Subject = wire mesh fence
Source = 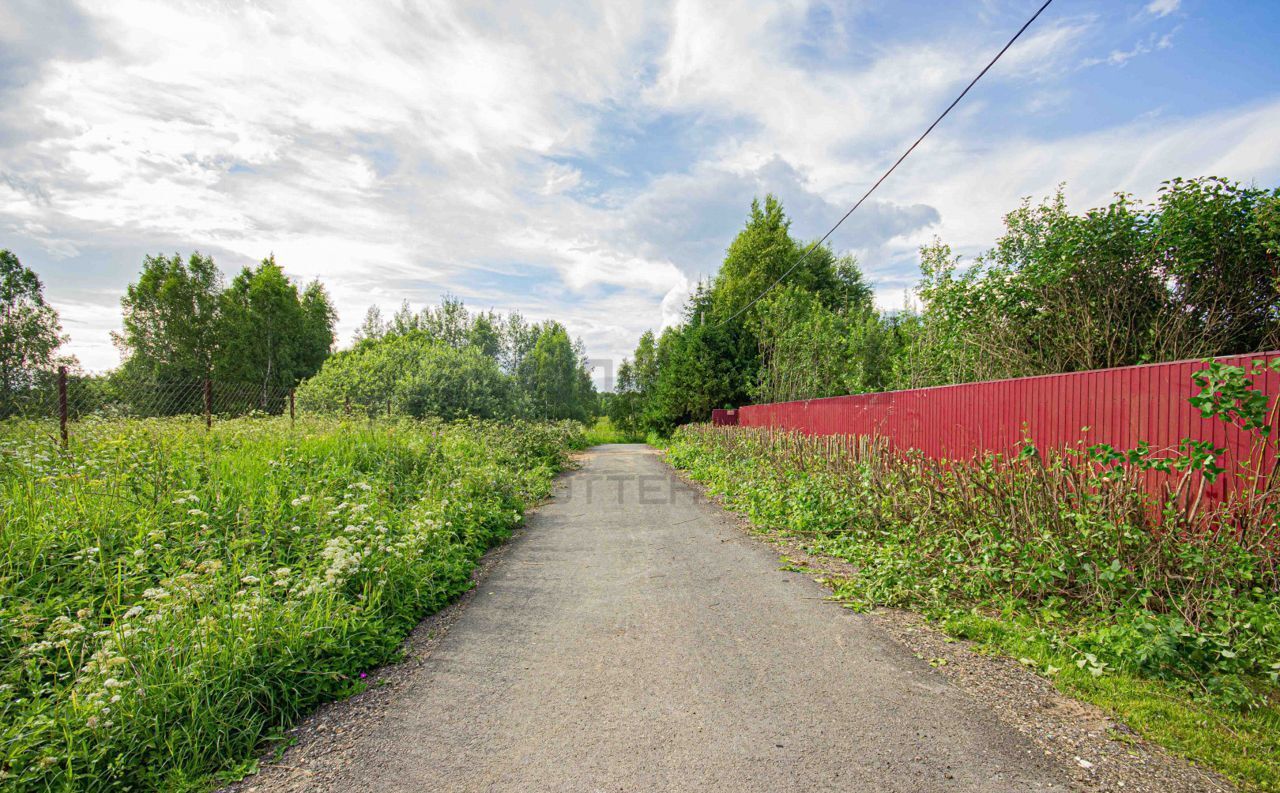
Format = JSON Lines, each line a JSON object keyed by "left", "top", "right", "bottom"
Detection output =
{"left": 1, "top": 368, "right": 300, "bottom": 443}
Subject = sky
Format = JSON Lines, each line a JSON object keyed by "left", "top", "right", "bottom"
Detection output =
{"left": 2, "top": 0, "right": 1279, "bottom": 388}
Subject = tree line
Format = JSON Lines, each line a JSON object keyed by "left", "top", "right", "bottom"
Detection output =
{"left": 609, "top": 176, "right": 1280, "bottom": 436}
{"left": 0, "top": 250, "right": 598, "bottom": 422}
{"left": 297, "top": 298, "right": 597, "bottom": 422}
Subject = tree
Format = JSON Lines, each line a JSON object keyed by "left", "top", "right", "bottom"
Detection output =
{"left": 1149, "top": 177, "right": 1280, "bottom": 357}
{"left": 354, "top": 305, "right": 387, "bottom": 344}
{"left": 296, "top": 297, "right": 596, "bottom": 422}
{"left": 389, "top": 300, "right": 420, "bottom": 337}
{"left": 519, "top": 322, "right": 589, "bottom": 421}
{"left": 710, "top": 194, "right": 840, "bottom": 322}
{"left": 0, "top": 250, "right": 65, "bottom": 416}
{"left": 396, "top": 345, "right": 511, "bottom": 420}
{"left": 608, "top": 359, "right": 642, "bottom": 435}
{"left": 468, "top": 312, "right": 502, "bottom": 359}
{"left": 420, "top": 295, "right": 470, "bottom": 349}
{"left": 632, "top": 330, "right": 659, "bottom": 395}
{"left": 114, "top": 252, "right": 222, "bottom": 385}
{"left": 216, "top": 256, "right": 333, "bottom": 404}
{"left": 499, "top": 311, "right": 539, "bottom": 375}
{"left": 895, "top": 179, "right": 1280, "bottom": 387}
{"left": 299, "top": 280, "right": 337, "bottom": 375}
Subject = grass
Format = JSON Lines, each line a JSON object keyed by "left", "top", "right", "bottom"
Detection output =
{"left": 943, "top": 611, "right": 1280, "bottom": 789}
{"left": 664, "top": 424, "right": 1280, "bottom": 791}
{"left": 0, "top": 415, "right": 582, "bottom": 791}
{"left": 582, "top": 416, "right": 646, "bottom": 445}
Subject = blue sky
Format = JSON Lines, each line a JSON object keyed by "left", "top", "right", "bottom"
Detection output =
{"left": 2, "top": 0, "right": 1278, "bottom": 382}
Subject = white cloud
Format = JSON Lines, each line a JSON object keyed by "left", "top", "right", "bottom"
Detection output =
{"left": 1080, "top": 30, "right": 1175, "bottom": 68}
{"left": 872, "top": 98, "right": 1280, "bottom": 295}
{"left": 1, "top": 0, "right": 1276, "bottom": 379}
{"left": 1145, "top": 0, "right": 1180, "bottom": 19}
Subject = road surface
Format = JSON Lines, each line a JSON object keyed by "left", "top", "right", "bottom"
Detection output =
{"left": 276, "top": 443, "right": 1069, "bottom": 792}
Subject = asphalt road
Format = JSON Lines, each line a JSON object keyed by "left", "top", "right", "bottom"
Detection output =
{"left": 314, "top": 444, "right": 1069, "bottom": 792}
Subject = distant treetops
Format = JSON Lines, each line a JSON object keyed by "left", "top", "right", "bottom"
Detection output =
{"left": 0, "top": 249, "right": 68, "bottom": 417}
{"left": 297, "top": 298, "right": 597, "bottom": 422}
{"left": 611, "top": 176, "right": 1280, "bottom": 437}
{"left": 113, "top": 253, "right": 336, "bottom": 407}
{"left": 0, "top": 248, "right": 598, "bottom": 423}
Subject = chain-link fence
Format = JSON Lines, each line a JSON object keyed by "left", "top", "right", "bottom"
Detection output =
{"left": 1, "top": 368, "right": 301, "bottom": 443}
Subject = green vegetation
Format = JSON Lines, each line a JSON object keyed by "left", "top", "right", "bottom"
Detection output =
{"left": 114, "top": 253, "right": 337, "bottom": 412}
{"left": 3, "top": 246, "right": 600, "bottom": 426}
{"left": 0, "top": 250, "right": 68, "bottom": 418}
{"left": 298, "top": 297, "right": 597, "bottom": 422}
{"left": 615, "top": 177, "right": 1279, "bottom": 434}
{"left": 662, "top": 360, "right": 1280, "bottom": 789}
{"left": 0, "top": 415, "right": 583, "bottom": 790}
{"left": 582, "top": 416, "right": 645, "bottom": 445}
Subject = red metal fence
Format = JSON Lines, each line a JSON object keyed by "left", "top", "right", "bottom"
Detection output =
{"left": 733, "top": 352, "right": 1280, "bottom": 504}
{"left": 711, "top": 408, "right": 738, "bottom": 426}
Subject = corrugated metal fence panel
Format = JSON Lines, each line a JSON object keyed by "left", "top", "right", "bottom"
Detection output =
{"left": 736, "top": 352, "right": 1280, "bottom": 503}
{"left": 711, "top": 408, "right": 739, "bottom": 426}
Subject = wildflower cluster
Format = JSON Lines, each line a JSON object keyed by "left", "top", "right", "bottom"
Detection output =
{"left": 0, "top": 414, "right": 580, "bottom": 790}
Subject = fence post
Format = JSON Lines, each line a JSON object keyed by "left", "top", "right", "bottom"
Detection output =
{"left": 289, "top": 389, "right": 296, "bottom": 424}
{"left": 344, "top": 395, "right": 351, "bottom": 416}
{"left": 204, "top": 379, "right": 212, "bottom": 430}
{"left": 57, "top": 365, "right": 68, "bottom": 448}
{"left": 387, "top": 396, "right": 392, "bottom": 417}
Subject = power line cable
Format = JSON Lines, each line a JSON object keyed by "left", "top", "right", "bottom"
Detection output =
{"left": 718, "top": 0, "right": 1055, "bottom": 325}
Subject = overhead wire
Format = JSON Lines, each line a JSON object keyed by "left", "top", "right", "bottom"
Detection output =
{"left": 717, "top": 0, "right": 1056, "bottom": 325}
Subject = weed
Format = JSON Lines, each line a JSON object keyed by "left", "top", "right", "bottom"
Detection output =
{"left": 0, "top": 415, "right": 582, "bottom": 791}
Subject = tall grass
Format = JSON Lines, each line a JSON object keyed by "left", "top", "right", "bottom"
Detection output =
{"left": 0, "top": 416, "right": 582, "bottom": 791}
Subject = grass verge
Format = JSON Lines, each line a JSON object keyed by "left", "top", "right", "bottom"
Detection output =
{"left": 0, "top": 416, "right": 582, "bottom": 791}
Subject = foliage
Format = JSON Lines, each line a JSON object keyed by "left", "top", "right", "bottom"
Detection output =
{"left": 661, "top": 365, "right": 1280, "bottom": 785}
{"left": 114, "top": 253, "right": 222, "bottom": 398}
{"left": 621, "top": 177, "right": 1279, "bottom": 434}
{"left": 0, "top": 250, "right": 67, "bottom": 417}
{"left": 582, "top": 416, "right": 645, "bottom": 445}
{"left": 215, "top": 256, "right": 335, "bottom": 404}
{"left": 753, "top": 285, "right": 906, "bottom": 402}
{"left": 297, "top": 299, "right": 596, "bottom": 423}
{"left": 0, "top": 415, "right": 583, "bottom": 791}
{"left": 896, "top": 178, "right": 1280, "bottom": 387}
{"left": 112, "top": 253, "right": 336, "bottom": 414}
{"left": 517, "top": 321, "right": 594, "bottom": 422}
{"left": 710, "top": 195, "right": 843, "bottom": 321}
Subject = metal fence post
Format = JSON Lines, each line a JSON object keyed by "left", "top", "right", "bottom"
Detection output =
{"left": 204, "top": 379, "right": 213, "bottom": 430}
{"left": 289, "top": 388, "right": 296, "bottom": 424}
{"left": 344, "top": 395, "right": 351, "bottom": 416}
{"left": 57, "top": 366, "right": 68, "bottom": 447}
